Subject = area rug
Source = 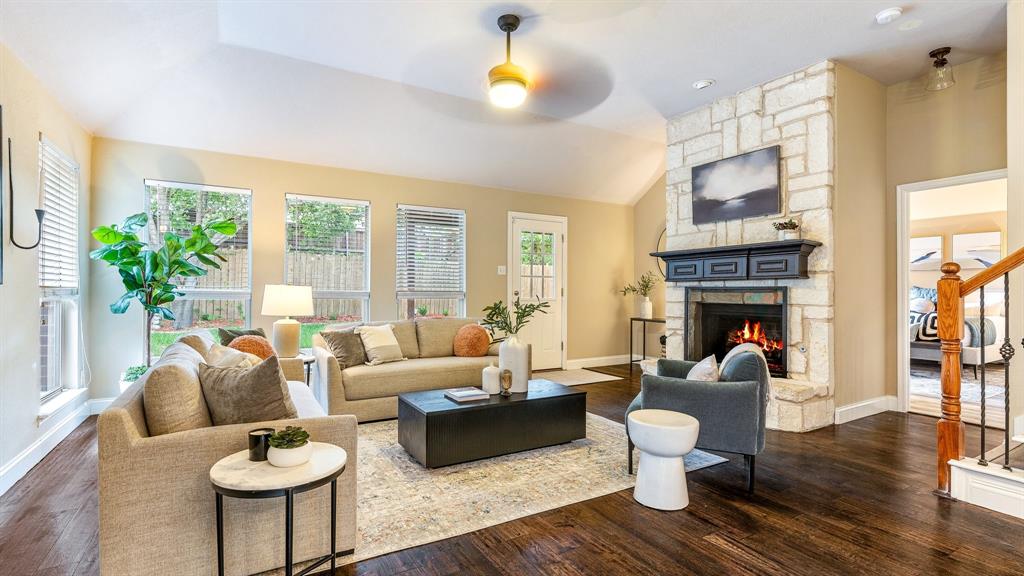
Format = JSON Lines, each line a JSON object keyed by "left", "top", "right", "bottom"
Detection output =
{"left": 536, "top": 368, "right": 622, "bottom": 386}
{"left": 342, "top": 413, "right": 726, "bottom": 565}
{"left": 910, "top": 371, "right": 1005, "bottom": 406}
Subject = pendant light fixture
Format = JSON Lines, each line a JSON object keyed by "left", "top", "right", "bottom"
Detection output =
{"left": 925, "top": 47, "right": 955, "bottom": 92}
{"left": 488, "top": 14, "right": 530, "bottom": 109}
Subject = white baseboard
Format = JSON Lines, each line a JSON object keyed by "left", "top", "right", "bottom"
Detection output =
{"left": 0, "top": 402, "right": 89, "bottom": 497}
{"left": 88, "top": 398, "right": 114, "bottom": 415}
{"left": 835, "top": 395, "right": 897, "bottom": 425}
{"left": 565, "top": 354, "right": 631, "bottom": 370}
{"left": 950, "top": 458, "right": 1024, "bottom": 519}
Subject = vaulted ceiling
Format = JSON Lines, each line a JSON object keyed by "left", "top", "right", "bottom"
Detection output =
{"left": 0, "top": 1, "right": 1007, "bottom": 204}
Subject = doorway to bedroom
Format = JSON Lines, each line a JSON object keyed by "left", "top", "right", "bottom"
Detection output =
{"left": 897, "top": 170, "right": 1008, "bottom": 428}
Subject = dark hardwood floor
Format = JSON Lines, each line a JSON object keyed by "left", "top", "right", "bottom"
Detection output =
{"left": 2, "top": 363, "right": 1022, "bottom": 575}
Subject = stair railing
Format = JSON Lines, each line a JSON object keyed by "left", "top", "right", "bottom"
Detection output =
{"left": 935, "top": 247, "right": 1024, "bottom": 497}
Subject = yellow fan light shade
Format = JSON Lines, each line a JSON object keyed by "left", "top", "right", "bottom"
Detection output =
{"left": 488, "top": 61, "right": 529, "bottom": 108}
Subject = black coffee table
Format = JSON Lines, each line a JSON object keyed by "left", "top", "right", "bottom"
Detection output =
{"left": 398, "top": 379, "right": 587, "bottom": 468}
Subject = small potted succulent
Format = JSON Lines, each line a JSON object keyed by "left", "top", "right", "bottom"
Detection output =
{"left": 773, "top": 218, "right": 800, "bottom": 240}
{"left": 620, "top": 271, "right": 660, "bottom": 319}
{"left": 267, "top": 426, "right": 312, "bottom": 468}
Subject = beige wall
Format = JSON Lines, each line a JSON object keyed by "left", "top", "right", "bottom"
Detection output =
{"left": 833, "top": 64, "right": 888, "bottom": 407}
{"left": 1007, "top": 0, "right": 1023, "bottom": 436}
{"left": 884, "top": 53, "right": 1008, "bottom": 398}
{"left": 0, "top": 44, "right": 92, "bottom": 478}
{"left": 88, "top": 138, "right": 634, "bottom": 398}
{"left": 631, "top": 174, "right": 666, "bottom": 355}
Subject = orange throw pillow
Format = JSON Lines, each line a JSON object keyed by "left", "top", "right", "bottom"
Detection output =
{"left": 227, "top": 335, "right": 276, "bottom": 360}
{"left": 453, "top": 324, "right": 490, "bottom": 357}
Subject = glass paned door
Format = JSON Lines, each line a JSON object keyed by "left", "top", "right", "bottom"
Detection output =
{"left": 510, "top": 215, "right": 565, "bottom": 370}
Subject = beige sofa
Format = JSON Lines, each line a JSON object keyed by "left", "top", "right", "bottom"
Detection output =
{"left": 313, "top": 318, "right": 498, "bottom": 422}
{"left": 99, "top": 336, "right": 358, "bottom": 576}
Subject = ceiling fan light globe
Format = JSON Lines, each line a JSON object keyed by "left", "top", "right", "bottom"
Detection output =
{"left": 489, "top": 79, "right": 528, "bottom": 108}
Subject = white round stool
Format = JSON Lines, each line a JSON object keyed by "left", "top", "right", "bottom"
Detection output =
{"left": 628, "top": 409, "right": 699, "bottom": 511}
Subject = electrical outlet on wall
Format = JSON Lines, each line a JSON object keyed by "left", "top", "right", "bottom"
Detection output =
{"left": 497, "top": 265, "right": 507, "bottom": 276}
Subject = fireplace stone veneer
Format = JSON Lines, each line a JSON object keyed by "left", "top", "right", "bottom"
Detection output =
{"left": 663, "top": 60, "right": 836, "bottom": 432}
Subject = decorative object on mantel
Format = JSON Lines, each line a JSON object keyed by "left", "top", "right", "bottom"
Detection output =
{"left": 267, "top": 425, "right": 311, "bottom": 467}
{"left": 692, "top": 145, "right": 781, "bottom": 225}
{"left": 652, "top": 239, "right": 821, "bottom": 282}
{"left": 772, "top": 218, "right": 800, "bottom": 241}
{"left": 90, "top": 212, "right": 237, "bottom": 365}
{"left": 621, "top": 271, "right": 660, "bottom": 319}
{"left": 481, "top": 296, "right": 549, "bottom": 393}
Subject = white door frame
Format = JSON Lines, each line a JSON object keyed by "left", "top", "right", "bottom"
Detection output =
{"left": 508, "top": 211, "right": 568, "bottom": 370}
{"left": 895, "top": 168, "right": 1008, "bottom": 412}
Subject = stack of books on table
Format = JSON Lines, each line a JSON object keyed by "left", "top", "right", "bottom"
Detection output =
{"left": 444, "top": 387, "right": 490, "bottom": 402}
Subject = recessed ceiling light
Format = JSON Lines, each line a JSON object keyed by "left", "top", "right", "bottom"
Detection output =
{"left": 898, "top": 19, "right": 922, "bottom": 31}
{"left": 692, "top": 79, "right": 715, "bottom": 90}
{"left": 875, "top": 7, "right": 903, "bottom": 25}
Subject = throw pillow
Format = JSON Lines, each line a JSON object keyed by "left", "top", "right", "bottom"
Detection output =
{"left": 685, "top": 355, "right": 719, "bottom": 381}
{"left": 389, "top": 320, "right": 421, "bottom": 359}
{"left": 206, "top": 343, "right": 263, "bottom": 368}
{"left": 142, "top": 342, "right": 213, "bottom": 436}
{"left": 918, "top": 312, "right": 940, "bottom": 341}
{"left": 218, "top": 327, "right": 267, "bottom": 346}
{"left": 199, "top": 356, "right": 298, "bottom": 426}
{"left": 321, "top": 329, "right": 368, "bottom": 369}
{"left": 909, "top": 297, "right": 936, "bottom": 314}
{"left": 228, "top": 335, "right": 276, "bottom": 359}
{"left": 178, "top": 333, "right": 214, "bottom": 359}
{"left": 910, "top": 285, "right": 939, "bottom": 303}
{"left": 355, "top": 324, "right": 405, "bottom": 365}
{"left": 453, "top": 324, "right": 490, "bottom": 357}
{"left": 415, "top": 318, "right": 476, "bottom": 358}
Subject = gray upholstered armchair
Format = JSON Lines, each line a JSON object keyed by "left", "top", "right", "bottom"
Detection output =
{"left": 626, "top": 353, "right": 770, "bottom": 492}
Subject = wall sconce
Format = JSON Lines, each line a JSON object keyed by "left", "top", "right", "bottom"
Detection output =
{"left": 8, "top": 138, "right": 46, "bottom": 249}
{"left": 925, "top": 47, "right": 955, "bottom": 92}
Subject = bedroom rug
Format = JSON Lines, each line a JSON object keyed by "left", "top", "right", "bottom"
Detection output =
{"left": 339, "top": 413, "right": 726, "bottom": 565}
{"left": 536, "top": 368, "right": 622, "bottom": 386}
{"left": 910, "top": 371, "right": 1005, "bottom": 406}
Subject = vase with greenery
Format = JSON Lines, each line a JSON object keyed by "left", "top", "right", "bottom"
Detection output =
{"left": 267, "top": 426, "right": 312, "bottom": 467}
{"left": 90, "top": 212, "right": 237, "bottom": 365}
{"left": 481, "top": 296, "right": 549, "bottom": 393}
{"left": 621, "top": 271, "right": 660, "bottom": 319}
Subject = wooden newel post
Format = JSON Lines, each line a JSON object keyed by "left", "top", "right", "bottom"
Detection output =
{"left": 935, "top": 261, "right": 965, "bottom": 497}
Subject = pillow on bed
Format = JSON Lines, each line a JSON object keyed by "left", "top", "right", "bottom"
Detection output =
{"left": 910, "top": 285, "right": 939, "bottom": 303}
{"left": 917, "top": 312, "right": 940, "bottom": 341}
{"left": 910, "top": 297, "right": 936, "bottom": 314}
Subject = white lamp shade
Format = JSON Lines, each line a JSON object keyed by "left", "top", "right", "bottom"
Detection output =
{"left": 261, "top": 285, "right": 314, "bottom": 317}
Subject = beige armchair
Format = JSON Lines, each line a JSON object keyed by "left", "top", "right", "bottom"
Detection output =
{"left": 98, "top": 380, "right": 358, "bottom": 576}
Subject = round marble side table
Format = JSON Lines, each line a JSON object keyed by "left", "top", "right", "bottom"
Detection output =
{"left": 209, "top": 442, "right": 347, "bottom": 576}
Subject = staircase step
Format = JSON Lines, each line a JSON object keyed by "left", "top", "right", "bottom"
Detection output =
{"left": 949, "top": 458, "right": 1024, "bottom": 519}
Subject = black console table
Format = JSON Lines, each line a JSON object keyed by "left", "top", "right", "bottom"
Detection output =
{"left": 629, "top": 317, "right": 666, "bottom": 372}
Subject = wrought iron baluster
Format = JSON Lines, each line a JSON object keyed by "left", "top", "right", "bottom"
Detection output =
{"left": 1001, "top": 273, "right": 1014, "bottom": 470}
{"left": 978, "top": 285, "right": 987, "bottom": 466}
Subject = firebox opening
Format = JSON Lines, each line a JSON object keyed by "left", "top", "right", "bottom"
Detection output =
{"left": 685, "top": 287, "right": 788, "bottom": 379}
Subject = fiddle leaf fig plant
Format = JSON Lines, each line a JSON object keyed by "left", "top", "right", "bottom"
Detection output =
{"left": 481, "top": 296, "right": 550, "bottom": 343}
{"left": 90, "top": 212, "right": 237, "bottom": 364}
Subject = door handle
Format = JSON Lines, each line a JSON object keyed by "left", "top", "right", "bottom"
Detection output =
{"left": 513, "top": 290, "right": 520, "bottom": 297}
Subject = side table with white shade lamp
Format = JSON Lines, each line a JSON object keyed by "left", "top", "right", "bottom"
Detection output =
{"left": 262, "top": 284, "right": 314, "bottom": 358}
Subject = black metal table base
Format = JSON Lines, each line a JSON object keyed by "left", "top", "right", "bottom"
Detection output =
{"left": 215, "top": 470, "right": 343, "bottom": 576}
{"left": 628, "top": 317, "right": 666, "bottom": 372}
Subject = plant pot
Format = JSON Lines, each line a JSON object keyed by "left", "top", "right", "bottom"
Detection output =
{"left": 639, "top": 296, "right": 653, "bottom": 319}
{"left": 498, "top": 335, "right": 531, "bottom": 393}
{"left": 778, "top": 229, "right": 800, "bottom": 241}
{"left": 267, "top": 443, "right": 312, "bottom": 468}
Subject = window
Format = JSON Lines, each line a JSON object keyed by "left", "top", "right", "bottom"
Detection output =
{"left": 285, "top": 195, "right": 370, "bottom": 346}
{"left": 38, "top": 137, "right": 80, "bottom": 401}
{"left": 144, "top": 180, "right": 252, "bottom": 358}
{"left": 395, "top": 204, "right": 466, "bottom": 319}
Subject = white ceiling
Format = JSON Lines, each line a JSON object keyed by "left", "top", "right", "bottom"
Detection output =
{"left": 0, "top": 1, "right": 1007, "bottom": 205}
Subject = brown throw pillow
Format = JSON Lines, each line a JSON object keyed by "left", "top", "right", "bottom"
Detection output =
{"left": 199, "top": 356, "right": 298, "bottom": 426}
{"left": 389, "top": 320, "right": 420, "bottom": 359}
{"left": 454, "top": 324, "right": 490, "bottom": 357}
{"left": 228, "top": 335, "right": 276, "bottom": 360}
{"left": 321, "top": 329, "right": 368, "bottom": 369}
{"left": 218, "top": 327, "right": 267, "bottom": 346}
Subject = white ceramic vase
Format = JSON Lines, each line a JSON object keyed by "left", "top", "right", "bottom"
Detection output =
{"left": 481, "top": 361, "right": 501, "bottom": 395}
{"left": 639, "top": 296, "right": 654, "bottom": 319}
{"left": 498, "top": 335, "right": 531, "bottom": 393}
{"left": 267, "top": 443, "right": 312, "bottom": 468}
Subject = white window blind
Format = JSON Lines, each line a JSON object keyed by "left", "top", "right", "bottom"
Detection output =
{"left": 396, "top": 205, "right": 466, "bottom": 299}
{"left": 38, "top": 137, "right": 80, "bottom": 292}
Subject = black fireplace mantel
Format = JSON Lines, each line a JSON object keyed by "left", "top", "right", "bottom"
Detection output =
{"left": 652, "top": 239, "right": 821, "bottom": 282}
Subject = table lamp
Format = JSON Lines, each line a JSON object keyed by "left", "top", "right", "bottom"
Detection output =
{"left": 261, "top": 285, "right": 313, "bottom": 358}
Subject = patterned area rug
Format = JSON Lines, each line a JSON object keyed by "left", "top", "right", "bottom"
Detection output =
{"left": 343, "top": 413, "right": 726, "bottom": 565}
{"left": 536, "top": 368, "right": 623, "bottom": 386}
{"left": 910, "top": 369, "right": 1005, "bottom": 406}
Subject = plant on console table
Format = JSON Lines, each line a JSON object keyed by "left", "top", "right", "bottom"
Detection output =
{"left": 481, "top": 296, "right": 550, "bottom": 393}
{"left": 90, "top": 212, "right": 237, "bottom": 366}
{"left": 620, "top": 271, "right": 660, "bottom": 319}
{"left": 267, "top": 426, "right": 312, "bottom": 468}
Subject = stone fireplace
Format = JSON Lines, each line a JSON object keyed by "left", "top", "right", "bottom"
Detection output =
{"left": 663, "top": 60, "right": 836, "bottom": 432}
{"left": 686, "top": 287, "right": 787, "bottom": 378}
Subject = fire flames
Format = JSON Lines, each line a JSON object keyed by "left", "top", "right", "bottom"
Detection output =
{"left": 727, "top": 320, "right": 784, "bottom": 353}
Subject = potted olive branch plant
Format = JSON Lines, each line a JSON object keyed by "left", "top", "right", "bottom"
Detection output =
{"left": 267, "top": 426, "right": 312, "bottom": 467}
{"left": 481, "top": 296, "right": 550, "bottom": 393}
{"left": 621, "top": 271, "right": 660, "bottom": 319}
{"left": 90, "top": 212, "right": 237, "bottom": 365}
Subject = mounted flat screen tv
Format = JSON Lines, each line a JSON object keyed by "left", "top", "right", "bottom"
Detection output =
{"left": 691, "top": 146, "right": 781, "bottom": 225}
